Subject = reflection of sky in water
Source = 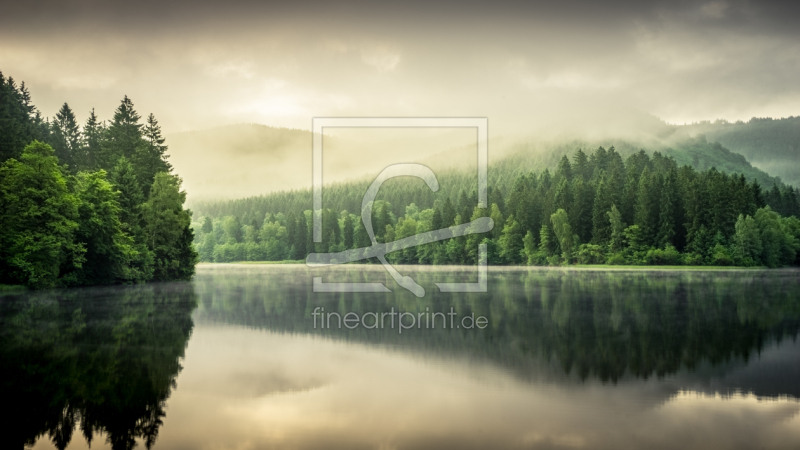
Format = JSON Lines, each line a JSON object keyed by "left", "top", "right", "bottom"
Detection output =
{"left": 35, "top": 325, "right": 800, "bottom": 450}
{"left": 29, "top": 266, "right": 800, "bottom": 449}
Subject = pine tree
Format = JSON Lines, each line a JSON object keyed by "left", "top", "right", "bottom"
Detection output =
{"left": 52, "top": 102, "right": 80, "bottom": 171}
{"left": 572, "top": 149, "right": 590, "bottom": 181}
{"left": 607, "top": 204, "right": 624, "bottom": 253}
{"left": 441, "top": 197, "right": 456, "bottom": 227}
{"left": 634, "top": 167, "right": 657, "bottom": 244}
{"left": 343, "top": 213, "right": 355, "bottom": 248}
{"left": 80, "top": 108, "right": 104, "bottom": 171}
{"left": 550, "top": 208, "right": 575, "bottom": 261}
{"left": 141, "top": 173, "right": 197, "bottom": 281}
{"left": 431, "top": 207, "right": 443, "bottom": 230}
{"left": 135, "top": 113, "right": 172, "bottom": 197}
{"left": 100, "top": 96, "right": 143, "bottom": 171}
{"left": 0, "top": 73, "right": 39, "bottom": 162}
{"left": 592, "top": 175, "right": 613, "bottom": 244}
{"left": 556, "top": 155, "right": 572, "bottom": 181}
{"left": 571, "top": 177, "right": 593, "bottom": 244}
{"left": 496, "top": 215, "right": 522, "bottom": 264}
{"left": 656, "top": 169, "right": 680, "bottom": 248}
{"left": 539, "top": 224, "right": 555, "bottom": 257}
{"left": 110, "top": 157, "right": 144, "bottom": 237}
{"left": 295, "top": 213, "right": 308, "bottom": 259}
{"left": 201, "top": 216, "right": 213, "bottom": 234}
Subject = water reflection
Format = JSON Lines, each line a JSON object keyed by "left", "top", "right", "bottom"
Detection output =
{"left": 0, "top": 282, "right": 196, "bottom": 449}
{"left": 194, "top": 265, "right": 800, "bottom": 395}
{"left": 7, "top": 265, "right": 800, "bottom": 449}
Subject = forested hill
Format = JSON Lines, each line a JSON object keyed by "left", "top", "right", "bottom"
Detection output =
{"left": 192, "top": 133, "right": 784, "bottom": 222}
{"left": 191, "top": 144, "right": 800, "bottom": 268}
{"left": 679, "top": 117, "right": 800, "bottom": 187}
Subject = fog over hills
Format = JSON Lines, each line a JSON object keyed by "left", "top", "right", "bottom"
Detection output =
{"left": 170, "top": 109, "right": 791, "bottom": 202}
{"left": 679, "top": 117, "right": 800, "bottom": 186}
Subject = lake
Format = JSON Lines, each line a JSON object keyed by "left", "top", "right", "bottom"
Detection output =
{"left": 4, "top": 265, "right": 800, "bottom": 449}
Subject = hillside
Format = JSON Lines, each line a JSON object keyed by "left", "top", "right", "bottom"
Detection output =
{"left": 679, "top": 117, "right": 800, "bottom": 186}
{"left": 174, "top": 121, "right": 783, "bottom": 206}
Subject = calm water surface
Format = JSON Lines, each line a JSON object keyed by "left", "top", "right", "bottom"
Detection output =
{"left": 4, "top": 265, "right": 800, "bottom": 449}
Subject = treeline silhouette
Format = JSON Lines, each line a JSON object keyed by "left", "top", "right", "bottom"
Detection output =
{"left": 0, "top": 70, "right": 197, "bottom": 288}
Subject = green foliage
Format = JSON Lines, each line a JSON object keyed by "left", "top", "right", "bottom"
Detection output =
{"left": 51, "top": 102, "right": 80, "bottom": 171}
{"left": 499, "top": 216, "right": 525, "bottom": 264}
{"left": 644, "top": 245, "right": 682, "bottom": 265}
{"left": 135, "top": 113, "right": 172, "bottom": 197}
{"left": 607, "top": 204, "right": 624, "bottom": 252}
{"left": 73, "top": 170, "right": 139, "bottom": 285}
{"left": 0, "top": 73, "right": 42, "bottom": 162}
{"left": 577, "top": 244, "right": 605, "bottom": 264}
{"left": 0, "top": 74, "right": 197, "bottom": 288}
{"left": 142, "top": 173, "right": 197, "bottom": 281}
{"left": 0, "top": 141, "right": 83, "bottom": 288}
{"left": 550, "top": 208, "right": 575, "bottom": 262}
{"left": 179, "top": 117, "right": 799, "bottom": 268}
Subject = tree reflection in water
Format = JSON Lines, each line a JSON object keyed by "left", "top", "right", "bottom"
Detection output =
{"left": 0, "top": 282, "right": 196, "bottom": 450}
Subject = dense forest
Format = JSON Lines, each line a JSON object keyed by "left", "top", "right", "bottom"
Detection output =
{"left": 192, "top": 146, "right": 800, "bottom": 267}
{"left": 0, "top": 71, "right": 197, "bottom": 289}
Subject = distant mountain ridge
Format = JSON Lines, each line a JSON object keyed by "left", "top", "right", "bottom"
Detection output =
{"left": 678, "top": 116, "right": 800, "bottom": 186}
{"left": 171, "top": 116, "right": 791, "bottom": 204}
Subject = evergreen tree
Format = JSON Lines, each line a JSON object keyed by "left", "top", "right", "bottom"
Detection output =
{"left": 634, "top": 167, "right": 658, "bottom": 244}
{"left": 100, "top": 96, "right": 143, "bottom": 171}
{"left": 201, "top": 216, "right": 214, "bottom": 234}
{"left": 539, "top": 224, "right": 555, "bottom": 257}
{"left": 80, "top": 108, "right": 103, "bottom": 170}
{"left": 607, "top": 204, "right": 625, "bottom": 253}
{"left": 295, "top": 212, "right": 308, "bottom": 259}
{"left": 51, "top": 102, "right": 81, "bottom": 171}
{"left": 141, "top": 173, "right": 197, "bottom": 281}
{"left": 556, "top": 155, "right": 573, "bottom": 181}
{"left": 0, "top": 73, "right": 39, "bottom": 162}
{"left": 343, "top": 213, "right": 355, "bottom": 248}
{"left": 572, "top": 149, "right": 590, "bottom": 181}
{"left": 110, "top": 157, "right": 144, "bottom": 237}
{"left": 498, "top": 215, "right": 525, "bottom": 264}
{"left": 135, "top": 113, "right": 172, "bottom": 197}
{"left": 571, "top": 177, "right": 594, "bottom": 244}
{"left": 656, "top": 169, "right": 680, "bottom": 248}
{"left": 431, "top": 207, "right": 443, "bottom": 230}
{"left": 551, "top": 208, "right": 575, "bottom": 261}
{"left": 592, "top": 176, "right": 613, "bottom": 244}
{"left": 441, "top": 197, "right": 456, "bottom": 227}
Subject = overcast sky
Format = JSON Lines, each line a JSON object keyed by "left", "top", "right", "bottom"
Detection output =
{"left": 2, "top": 0, "right": 799, "bottom": 135}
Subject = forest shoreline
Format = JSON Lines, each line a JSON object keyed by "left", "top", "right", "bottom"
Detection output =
{"left": 196, "top": 261, "right": 786, "bottom": 271}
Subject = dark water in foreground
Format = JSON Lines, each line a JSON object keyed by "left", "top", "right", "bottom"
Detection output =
{"left": 3, "top": 265, "right": 800, "bottom": 449}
